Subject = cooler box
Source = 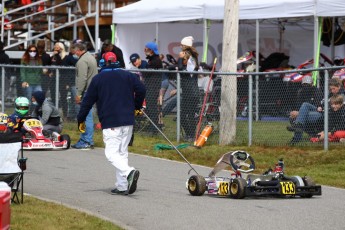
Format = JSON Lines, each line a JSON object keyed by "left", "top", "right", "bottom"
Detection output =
{"left": 0, "top": 182, "right": 11, "bottom": 230}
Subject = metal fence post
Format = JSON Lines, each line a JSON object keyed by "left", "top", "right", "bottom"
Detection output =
{"left": 248, "top": 74, "right": 253, "bottom": 146}
{"left": 1, "top": 66, "right": 4, "bottom": 112}
{"left": 176, "top": 72, "right": 181, "bottom": 142}
{"left": 55, "top": 68, "right": 59, "bottom": 108}
{"left": 323, "top": 70, "right": 329, "bottom": 151}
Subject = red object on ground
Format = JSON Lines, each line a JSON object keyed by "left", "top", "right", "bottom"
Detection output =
{"left": 0, "top": 190, "right": 11, "bottom": 230}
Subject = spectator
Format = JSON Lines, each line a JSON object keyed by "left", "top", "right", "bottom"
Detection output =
{"left": 310, "top": 94, "right": 345, "bottom": 142}
{"left": 20, "top": 44, "right": 42, "bottom": 101}
{"left": 0, "top": 41, "right": 10, "bottom": 64}
{"left": 77, "top": 51, "right": 146, "bottom": 195}
{"left": 176, "top": 36, "right": 200, "bottom": 142}
{"left": 143, "top": 42, "right": 163, "bottom": 134}
{"left": 101, "top": 39, "right": 125, "bottom": 68}
{"left": 70, "top": 42, "right": 98, "bottom": 150}
{"left": 288, "top": 78, "right": 345, "bottom": 144}
{"left": 36, "top": 40, "right": 52, "bottom": 99}
{"left": 49, "top": 42, "right": 67, "bottom": 104}
{"left": 129, "top": 53, "right": 148, "bottom": 70}
{"left": 31, "top": 90, "right": 62, "bottom": 134}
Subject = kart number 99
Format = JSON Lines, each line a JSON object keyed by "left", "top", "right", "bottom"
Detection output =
{"left": 280, "top": 181, "right": 295, "bottom": 195}
{"left": 218, "top": 182, "right": 229, "bottom": 195}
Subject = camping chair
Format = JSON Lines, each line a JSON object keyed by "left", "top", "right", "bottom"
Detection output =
{"left": 0, "top": 132, "right": 27, "bottom": 204}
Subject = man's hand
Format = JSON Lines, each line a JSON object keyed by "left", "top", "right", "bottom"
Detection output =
{"left": 78, "top": 121, "right": 86, "bottom": 133}
{"left": 75, "top": 95, "right": 82, "bottom": 104}
{"left": 289, "top": 111, "right": 299, "bottom": 119}
{"left": 134, "top": 110, "right": 143, "bottom": 116}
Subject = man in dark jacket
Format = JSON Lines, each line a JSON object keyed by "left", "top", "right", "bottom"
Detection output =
{"left": 100, "top": 39, "right": 125, "bottom": 68}
{"left": 77, "top": 52, "right": 146, "bottom": 195}
{"left": 0, "top": 41, "right": 10, "bottom": 64}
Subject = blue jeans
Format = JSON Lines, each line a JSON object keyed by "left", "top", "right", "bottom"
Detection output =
{"left": 78, "top": 108, "right": 94, "bottom": 145}
{"left": 294, "top": 102, "right": 323, "bottom": 141}
{"left": 25, "top": 84, "right": 42, "bottom": 100}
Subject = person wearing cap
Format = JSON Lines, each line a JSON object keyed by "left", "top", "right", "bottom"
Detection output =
{"left": 287, "top": 78, "right": 344, "bottom": 145}
{"left": 70, "top": 42, "right": 98, "bottom": 150}
{"left": 174, "top": 36, "right": 200, "bottom": 142}
{"left": 129, "top": 53, "right": 148, "bottom": 70}
{"left": 31, "top": 90, "right": 62, "bottom": 134}
{"left": 77, "top": 51, "right": 146, "bottom": 195}
{"left": 101, "top": 39, "right": 125, "bottom": 68}
{"left": 143, "top": 42, "right": 163, "bottom": 134}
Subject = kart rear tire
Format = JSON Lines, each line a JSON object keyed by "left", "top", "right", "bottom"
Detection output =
{"left": 187, "top": 175, "right": 206, "bottom": 196}
{"left": 61, "top": 134, "right": 71, "bottom": 149}
{"left": 230, "top": 178, "right": 246, "bottom": 199}
{"left": 301, "top": 176, "right": 316, "bottom": 198}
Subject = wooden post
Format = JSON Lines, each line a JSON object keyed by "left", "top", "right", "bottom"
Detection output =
{"left": 219, "top": 0, "right": 239, "bottom": 145}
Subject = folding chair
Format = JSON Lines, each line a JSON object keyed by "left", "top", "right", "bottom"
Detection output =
{"left": 0, "top": 133, "right": 27, "bottom": 204}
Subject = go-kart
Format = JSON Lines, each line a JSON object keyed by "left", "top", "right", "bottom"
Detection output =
{"left": 186, "top": 150, "right": 322, "bottom": 199}
{"left": 20, "top": 118, "right": 71, "bottom": 150}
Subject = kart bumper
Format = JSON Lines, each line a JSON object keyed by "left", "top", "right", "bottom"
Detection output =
{"left": 245, "top": 185, "right": 322, "bottom": 197}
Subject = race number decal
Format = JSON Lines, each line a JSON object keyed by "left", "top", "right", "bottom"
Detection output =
{"left": 218, "top": 182, "right": 229, "bottom": 195}
{"left": 24, "top": 119, "right": 43, "bottom": 128}
{"left": 280, "top": 181, "right": 295, "bottom": 195}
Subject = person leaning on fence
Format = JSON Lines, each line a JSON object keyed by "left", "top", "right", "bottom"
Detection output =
{"left": 310, "top": 94, "right": 345, "bottom": 143}
{"left": 31, "top": 90, "right": 62, "bottom": 134}
{"left": 20, "top": 44, "right": 42, "bottom": 101}
{"left": 287, "top": 78, "right": 345, "bottom": 145}
{"left": 175, "top": 36, "right": 200, "bottom": 142}
{"left": 77, "top": 51, "right": 146, "bottom": 195}
{"left": 70, "top": 42, "right": 98, "bottom": 150}
{"left": 143, "top": 42, "right": 163, "bottom": 134}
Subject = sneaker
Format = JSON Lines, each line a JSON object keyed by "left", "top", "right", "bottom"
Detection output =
{"left": 71, "top": 142, "right": 94, "bottom": 150}
{"left": 127, "top": 170, "right": 140, "bottom": 194}
{"left": 286, "top": 122, "right": 304, "bottom": 132}
{"left": 111, "top": 188, "right": 128, "bottom": 195}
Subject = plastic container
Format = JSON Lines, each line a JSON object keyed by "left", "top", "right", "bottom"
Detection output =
{"left": 0, "top": 182, "right": 11, "bottom": 230}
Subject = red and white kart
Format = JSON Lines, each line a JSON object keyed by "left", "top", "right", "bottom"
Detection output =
{"left": 21, "top": 118, "right": 71, "bottom": 150}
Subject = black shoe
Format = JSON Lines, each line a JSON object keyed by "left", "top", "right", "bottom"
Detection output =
{"left": 111, "top": 188, "right": 128, "bottom": 195}
{"left": 286, "top": 123, "right": 304, "bottom": 132}
{"left": 127, "top": 170, "right": 140, "bottom": 194}
{"left": 289, "top": 138, "right": 301, "bottom": 145}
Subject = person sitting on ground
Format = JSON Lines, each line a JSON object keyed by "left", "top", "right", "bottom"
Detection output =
{"left": 287, "top": 78, "right": 345, "bottom": 144}
{"left": 31, "top": 91, "right": 63, "bottom": 134}
{"left": 310, "top": 94, "right": 345, "bottom": 142}
{"left": 7, "top": 96, "right": 30, "bottom": 133}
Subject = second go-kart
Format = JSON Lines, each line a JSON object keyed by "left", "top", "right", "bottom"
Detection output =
{"left": 186, "top": 150, "right": 322, "bottom": 199}
{"left": 21, "top": 118, "right": 71, "bottom": 150}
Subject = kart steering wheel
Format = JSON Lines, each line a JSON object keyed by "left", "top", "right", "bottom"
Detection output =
{"left": 229, "top": 150, "right": 255, "bottom": 173}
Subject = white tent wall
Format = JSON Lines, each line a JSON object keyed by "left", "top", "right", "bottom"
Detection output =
{"left": 116, "top": 22, "right": 345, "bottom": 68}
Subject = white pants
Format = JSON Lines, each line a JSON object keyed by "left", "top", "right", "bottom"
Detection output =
{"left": 103, "top": 125, "right": 134, "bottom": 191}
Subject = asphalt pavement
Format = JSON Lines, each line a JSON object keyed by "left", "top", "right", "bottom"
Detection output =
{"left": 23, "top": 148, "right": 345, "bottom": 230}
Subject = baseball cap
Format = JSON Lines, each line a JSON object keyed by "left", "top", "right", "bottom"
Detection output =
{"left": 72, "top": 38, "right": 83, "bottom": 44}
{"left": 302, "top": 75, "right": 313, "bottom": 85}
{"left": 103, "top": 52, "right": 117, "bottom": 63}
{"left": 130, "top": 53, "right": 140, "bottom": 64}
{"left": 145, "top": 42, "right": 159, "bottom": 55}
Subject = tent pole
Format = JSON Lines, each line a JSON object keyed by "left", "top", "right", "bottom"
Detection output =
{"left": 313, "top": 17, "right": 322, "bottom": 87}
{"left": 331, "top": 17, "right": 335, "bottom": 61}
{"left": 255, "top": 20, "right": 259, "bottom": 122}
{"left": 202, "top": 19, "right": 210, "bottom": 63}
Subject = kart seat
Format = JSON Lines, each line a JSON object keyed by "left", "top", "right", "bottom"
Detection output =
{"left": 0, "top": 132, "right": 27, "bottom": 204}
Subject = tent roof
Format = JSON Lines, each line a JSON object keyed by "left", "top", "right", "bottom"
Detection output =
{"left": 112, "top": 0, "right": 316, "bottom": 24}
{"left": 113, "top": 0, "right": 345, "bottom": 24}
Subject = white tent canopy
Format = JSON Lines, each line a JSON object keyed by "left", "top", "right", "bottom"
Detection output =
{"left": 113, "top": 0, "right": 345, "bottom": 24}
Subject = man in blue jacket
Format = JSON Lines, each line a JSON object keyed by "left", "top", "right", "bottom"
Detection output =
{"left": 77, "top": 52, "right": 146, "bottom": 195}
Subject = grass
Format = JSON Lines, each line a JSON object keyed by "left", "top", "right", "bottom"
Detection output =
{"left": 10, "top": 118, "right": 345, "bottom": 228}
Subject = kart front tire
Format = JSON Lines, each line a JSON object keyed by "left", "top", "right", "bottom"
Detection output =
{"left": 230, "top": 178, "right": 246, "bottom": 199}
{"left": 301, "top": 176, "right": 316, "bottom": 198}
{"left": 187, "top": 175, "right": 206, "bottom": 196}
{"left": 61, "top": 134, "right": 71, "bottom": 149}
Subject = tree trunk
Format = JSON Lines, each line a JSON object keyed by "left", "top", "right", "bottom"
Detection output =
{"left": 219, "top": 0, "right": 239, "bottom": 145}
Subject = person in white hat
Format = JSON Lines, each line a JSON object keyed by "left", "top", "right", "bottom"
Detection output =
{"left": 175, "top": 36, "right": 200, "bottom": 142}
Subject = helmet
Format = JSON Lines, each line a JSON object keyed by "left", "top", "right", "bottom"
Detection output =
{"left": 15, "top": 97, "right": 30, "bottom": 116}
{"left": 0, "top": 113, "right": 8, "bottom": 133}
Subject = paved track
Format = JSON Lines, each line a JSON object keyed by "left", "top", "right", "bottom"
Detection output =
{"left": 24, "top": 148, "right": 345, "bottom": 230}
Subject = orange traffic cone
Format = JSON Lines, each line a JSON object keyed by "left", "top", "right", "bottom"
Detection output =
{"left": 194, "top": 124, "right": 213, "bottom": 148}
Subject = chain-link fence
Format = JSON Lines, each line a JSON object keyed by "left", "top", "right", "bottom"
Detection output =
{"left": 1, "top": 64, "right": 345, "bottom": 149}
